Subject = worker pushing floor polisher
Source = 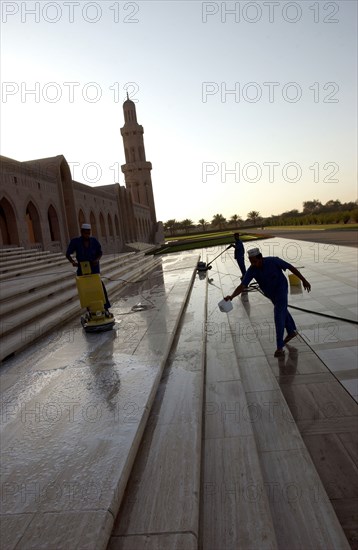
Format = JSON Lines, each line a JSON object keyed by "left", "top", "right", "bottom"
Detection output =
{"left": 75, "top": 261, "right": 115, "bottom": 332}
{"left": 66, "top": 223, "right": 115, "bottom": 333}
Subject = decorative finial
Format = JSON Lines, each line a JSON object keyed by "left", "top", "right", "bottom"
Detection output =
{"left": 127, "top": 91, "right": 129, "bottom": 100}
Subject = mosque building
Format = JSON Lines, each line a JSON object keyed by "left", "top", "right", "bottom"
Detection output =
{"left": 0, "top": 98, "right": 162, "bottom": 253}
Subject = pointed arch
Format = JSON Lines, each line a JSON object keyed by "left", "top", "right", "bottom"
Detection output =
{"left": 114, "top": 215, "right": 120, "bottom": 237}
{"left": 0, "top": 197, "right": 19, "bottom": 246}
{"left": 108, "top": 214, "right": 114, "bottom": 237}
{"left": 48, "top": 204, "right": 61, "bottom": 242}
{"left": 78, "top": 209, "right": 85, "bottom": 228}
{"left": 26, "top": 201, "right": 42, "bottom": 244}
{"left": 99, "top": 212, "right": 106, "bottom": 238}
{"left": 89, "top": 211, "right": 97, "bottom": 237}
{"left": 146, "top": 187, "right": 150, "bottom": 207}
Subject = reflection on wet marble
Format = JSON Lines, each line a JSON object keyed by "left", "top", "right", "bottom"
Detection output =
{"left": 204, "top": 237, "right": 357, "bottom": 548}
{"left": 1, "top": 237, "right": 357, "bottom": 549}
{"left": 0, "top": 253, "right": 200, "bottom": 550}
{"left": 209, "top": 237, "right": 358, "bottom": 402}
{"left": 109, "top": 275, "right": 206, "bottom": 547}
{"left": 200, "top": 267, "right": 278, "bottom": 550}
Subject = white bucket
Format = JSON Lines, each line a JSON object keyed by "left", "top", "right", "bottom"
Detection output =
{"left": 218, "top": 299, "right": 233, "bottom": 313}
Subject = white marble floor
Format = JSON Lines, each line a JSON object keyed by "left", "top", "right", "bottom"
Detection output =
{"left": 1, "top": 238, "right": 356, "bottom": 549}
{"left": 109, "top": 237, "right": 356, "bottom": 550}
{"left": 205, "top": 237, "right": 358, "bottom": 402}
{"left": 0, "top": 253, "right": 200, "bottom": 550}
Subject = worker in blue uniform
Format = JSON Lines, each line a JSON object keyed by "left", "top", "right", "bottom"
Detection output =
{"left": 66, "top": 223, "right": 111, "bottom": 311}
{"left": 224, "top": 247, "right": 311, "bottom": 357}
{"left": 231, "top": 232, "right": 246, "bottom": 277}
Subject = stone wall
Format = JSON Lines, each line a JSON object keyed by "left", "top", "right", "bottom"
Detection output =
{"left": 0, "top": 155, "right": 69, "bottom": 252}
{"left": 0, "top": 154, "right": 157, "bottom": 254}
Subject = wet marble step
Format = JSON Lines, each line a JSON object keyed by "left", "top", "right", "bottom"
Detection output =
{"left": 0, "top": 250, "right": 136, "bottom": 282}
{"left": 109, "top": 271, "right": 207, "bottom": 548}
{"left": 0, "top": 254, "right": 156, "bottom": 317}
{"left": 0, "top": 252, "right": 65, "bottom": 273}
{"left": 0, "top": 257, "right": 163, "bottom": 362}
{"left": 201, "top": 270, "right": 278, "bottom": 550}
{"left": 0, "top": 250, "right": 52, "bottom": 268}
{"left": 0, "top": 246, "right": 25, "bottom": 257}
{"left": 0, "top": 256, "right": 69, "bottom": 282}
{"left": 218, "top": 261, "right": 351, "bottom": 549}
{"left": 0, "top": 254, "right": 199, "bottom": 550}
{"left": 0, "top": 253, "right": 136, "bottom": 301}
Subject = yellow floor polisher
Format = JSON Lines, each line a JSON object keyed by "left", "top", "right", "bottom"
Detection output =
{"left": 76, "top": 261, "right": 115, "bottom": 332}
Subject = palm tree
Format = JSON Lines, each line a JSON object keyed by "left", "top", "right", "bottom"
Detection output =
{"left": 230, "top": 214, "right": 242, "bottom": 227}
{"left": 247, "top": 211, "right": 260, "bottom": 224}
{"left": 211, "top": 213, "right": 227, "bottom": 229}
{"left": 164, "top": 219, "right": 177, "bottom": 236}
{"left": 198, "top": 218, "right": 208, "bottom": 231}
{"left": 181, "top": 219, "right": 194, "bottom": 233}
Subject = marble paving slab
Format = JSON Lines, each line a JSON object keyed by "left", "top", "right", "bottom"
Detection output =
{"left": 0, "top": 253, "right": 199, "bottom": 549}
{"left": 109, "top": 274, "right": 206, "bottom": 545}
{"left": 201, "top": 270, "right": 278, "bottom": 550}
{"left": 205, "top": 244, "right": 352, "bottom": 549}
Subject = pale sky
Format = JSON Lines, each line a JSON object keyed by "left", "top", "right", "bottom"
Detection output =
{"left": 1, "top": 0, "right": 357, "bottom": 223}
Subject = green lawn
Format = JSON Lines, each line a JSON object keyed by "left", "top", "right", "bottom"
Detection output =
{"left": 165, "top": 230, "right": 259, "bottom": 242}
{"left": 156, "top": 223, "right": 357, "bottom": 255}
{"left": 153, "top": 232, "right": 266, "bottom": 255}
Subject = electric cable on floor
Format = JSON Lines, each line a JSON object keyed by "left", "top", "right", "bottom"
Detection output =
{"left": 241, "top": 282, "right": 358, "bottom": 325}
{"left": 287, "top": 304, "right": 358, "bottom": 325}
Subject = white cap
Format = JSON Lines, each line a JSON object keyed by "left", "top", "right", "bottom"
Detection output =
{"left": 81, "top": 223, "right": 91, "bottom": 230}
{"left": 248, "top": 247, "right": 261, "bottom": 257}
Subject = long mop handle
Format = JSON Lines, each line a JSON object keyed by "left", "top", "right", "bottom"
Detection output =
{"left": 206, "top": 245, "right": 232, "bottom": 267}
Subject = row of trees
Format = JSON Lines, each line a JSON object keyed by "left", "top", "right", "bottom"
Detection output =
{"left": 163, "top": 200, "right": 358, "bottom": 235}
{"left": 164, "top": 211, "right": 261, "bottom": 235}
{"left": 266, "top": 199, "right": 358, "bottom": 227}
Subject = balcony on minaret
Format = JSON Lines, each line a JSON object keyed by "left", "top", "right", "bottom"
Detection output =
{"left": 120, "top": 125, "right": 144, "bottom": 137}
{"left": 121, "top": 161, "right": 152, "bottom": 174}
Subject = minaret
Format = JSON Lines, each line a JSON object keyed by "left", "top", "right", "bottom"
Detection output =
{"left": 120, "top": 96, "right": 157, "bottom": 225}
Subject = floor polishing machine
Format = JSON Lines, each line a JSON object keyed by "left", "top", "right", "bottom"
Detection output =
{"left": 197, "top": 245, "right": 232, "bottom": 273}
{"left": 76, "top": 261, "right": 115, "bottom": 332}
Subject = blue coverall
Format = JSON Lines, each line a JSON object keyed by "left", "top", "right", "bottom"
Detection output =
{"left": 66, "top": 236, "right": 111, "bottom": 309}
{"left": 241, "top": 257, "right": 296, "bottom": 350}
{"left": 234, "top": 239, "right": 246, "bottom": 277}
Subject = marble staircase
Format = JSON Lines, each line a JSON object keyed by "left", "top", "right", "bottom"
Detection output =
{"left": 108, "top": 253, "right": 352, "bottom": 550}
{"left": 0, "top": 247, "right": 162, "bottom": 362}
{"left": 0, "top": 252, "right": 201, "bottom": 550}
{"left": 0, "top": 244, "right": 355, "bottom": 550}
